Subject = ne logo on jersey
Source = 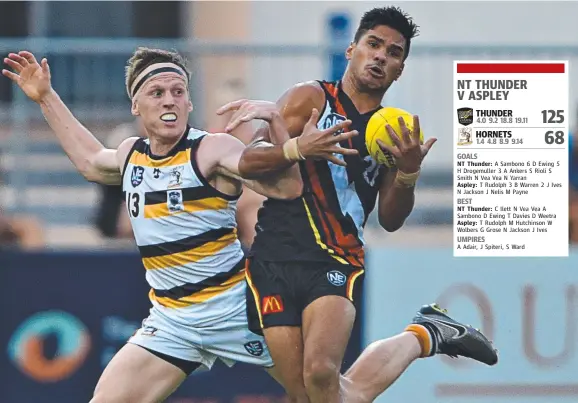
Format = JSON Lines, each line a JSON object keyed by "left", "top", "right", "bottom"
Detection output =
{"left": 321, "top": 113, "right": 347, "bottom": 135}
{"left": 131, "top": 166, "right": 145, "bottom": 187}
{"left": 244, "top": 341, "right": 264, "bottom": 357}
{"left": 141, "top": 325, "right": 158, "bottom": 336}
{"left": 327, "top": 270, "right": 347, "bottom": 287}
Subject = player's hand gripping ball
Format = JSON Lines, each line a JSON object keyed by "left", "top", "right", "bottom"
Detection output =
{"left": 366, "top": 107, "right": 424, "bottom": 168}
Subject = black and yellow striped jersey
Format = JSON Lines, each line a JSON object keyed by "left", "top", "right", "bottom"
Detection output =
{"left": 122, "top": 126, "right": 246, "bottom": 323}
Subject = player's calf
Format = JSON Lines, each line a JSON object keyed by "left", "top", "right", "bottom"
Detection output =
{"left": 340, "top": 332, "right": 422, "bottom": 402}
{"left": 339, "top": 374, "right": 372, "bottom": 403}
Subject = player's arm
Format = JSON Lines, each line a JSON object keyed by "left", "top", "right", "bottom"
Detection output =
{"left": 376, "top": 116, "right": 437, "bottom": 232}
{"left": 200, "top": 133, "right": 302, "bottom": 200}
{"left": 249, "top": 82, "right": 327, "bottom": 143}
{"left": 236, "top": 106, "right": 303, "bottom": 181}
{"left": 376, "top": 169, "right": 417, "bottom": 232}
{"left": 217, "top": 82, "right": 358, "bottom": 170}
{"left": 39, "top": 90, "right": 138, "bottom": 184}
{"left": 2, "top": 51, "right": 133, "bottom": 185}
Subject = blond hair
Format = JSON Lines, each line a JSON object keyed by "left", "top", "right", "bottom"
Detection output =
{"left": 125, "top": 47, "right": 191, "bottom": 98}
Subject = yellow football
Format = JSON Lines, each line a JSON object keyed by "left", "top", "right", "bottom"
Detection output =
{"left": 365, "top": 107, "right": 424, "bottom": 168}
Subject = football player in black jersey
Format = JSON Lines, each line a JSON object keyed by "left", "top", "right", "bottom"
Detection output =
{"left": 219, "top": 6, "right": 498, "bottom": 403}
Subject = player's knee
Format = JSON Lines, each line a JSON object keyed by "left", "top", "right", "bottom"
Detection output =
{"left": 303, "top": 358, "right": 340, "bottom": 391}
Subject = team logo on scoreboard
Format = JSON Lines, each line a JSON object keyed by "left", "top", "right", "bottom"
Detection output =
{"left": 457, "top": 107, "right": 474, "bottom": 126}
{"left": 457, "top": 127, "right": 473, "bottom": 146}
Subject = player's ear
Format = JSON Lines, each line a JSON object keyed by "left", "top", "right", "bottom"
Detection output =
{"left": 395, "top": 63, "right": 405, "bottom": 81}
{"left": 345, "top": 41, "right": 355, "bottom": 61}
{"left": 188, "top": 99, "right": 193, "bottom": 113}
{"left": 131, "top": 99, "right": 140, "bottom": 116}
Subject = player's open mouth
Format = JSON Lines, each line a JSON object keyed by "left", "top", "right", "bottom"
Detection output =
{"left": 367, "top": 65, "right": 385, "bottom": 78}
{"left": 160, "top": 113, "right": 177, "bottom": 122}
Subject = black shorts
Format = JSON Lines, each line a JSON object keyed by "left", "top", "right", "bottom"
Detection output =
{"left": 245, "top": 257, "right": 365, "bottom": 335}
{"left": 139, "top": 345, "right": 201, "bottom": 376}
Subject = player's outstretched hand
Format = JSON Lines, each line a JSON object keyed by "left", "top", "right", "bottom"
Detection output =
{"left": 2, "top": 51, "right": 52, "bottom": 103}
{"left": 217, "top": 100, "right": 359, "bottom": 167}
{"left": 376, "top": 115, "right": 437, "bottom": 173}
{"left": 297, "top": 108, "right": 359, "bottom": 167}
{"left": 216, "top": 99, "right": 281, "bottom": 132}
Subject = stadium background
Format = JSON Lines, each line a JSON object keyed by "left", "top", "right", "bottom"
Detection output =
{"left": 1, "top": 1, "right": 577, "bottom": 402}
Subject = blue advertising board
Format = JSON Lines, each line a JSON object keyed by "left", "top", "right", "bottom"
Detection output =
{"left": 1, "top": 251, "right": 361, "bottom": 403}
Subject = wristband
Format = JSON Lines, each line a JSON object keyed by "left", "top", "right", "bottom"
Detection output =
{"left": 282, "top": 137, "right": 306, "bottom": 162}
{"left": 395, "top": 169, "right": 420, "bottom": 188}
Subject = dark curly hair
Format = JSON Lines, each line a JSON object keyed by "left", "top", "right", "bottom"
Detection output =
{"left": 354, "top": 7, "right": 420, "bottom": 60}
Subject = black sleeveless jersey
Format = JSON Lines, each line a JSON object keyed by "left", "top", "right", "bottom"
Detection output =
{"left": 249, "top": 80, "right": 390, "bottom": 267}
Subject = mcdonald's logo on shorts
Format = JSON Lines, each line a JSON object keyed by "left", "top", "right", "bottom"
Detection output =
{"left": 262, "top": 295, "right": 284, "bottom": 314}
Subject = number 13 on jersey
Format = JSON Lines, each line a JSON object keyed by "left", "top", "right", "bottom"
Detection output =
{"left": 126, "top": 192, "right": 143, "bottom": 218}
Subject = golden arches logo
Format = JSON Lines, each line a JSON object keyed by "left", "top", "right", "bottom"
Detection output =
{"left": 262, "top": 295, "right": 284, "bottom": 314}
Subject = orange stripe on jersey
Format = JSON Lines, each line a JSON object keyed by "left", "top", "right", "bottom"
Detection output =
{"left": 142, "top": 230, "right": 237, "bottom": 270}
{"left": 301, "top": 198, "right": 348, "bottom": 265}
{"left": 244, "top": 261, "right": 264, "bottom": 329}
{"left": 129, "top": 150, "right": 189, "bottom": 168}
{"left": 304, "top": 160, "right": 348, "bottom": 258}
{"left": 144, "top": 197, "right": 229, "bottom": 219}
{"left": 346, "top": 269, "right": 365, "bottom": 301}
{"left": 322, "top": 82, "right": 344, "bottom": 115}
{"left": 322, "top": 82, "right": 339, "bottom": 100}
{"left": 310, "top": 191, "right": 348, "bottom": 258}
{"left": 318, "top": 81, "right": 364, "bottom": 265}
{"left": 304, "top": 160, "right": 364, "bottom": 266}
{"left": 149, "top": 270, "right": 245, "bottom": 308}
{"left": 322, "top": 82, "right": 353, "bottom": 149}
